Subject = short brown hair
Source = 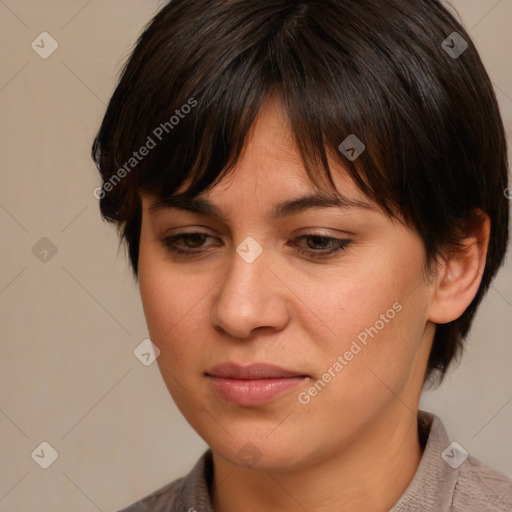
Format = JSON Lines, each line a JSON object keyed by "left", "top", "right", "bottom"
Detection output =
{"left": 91, "top": 0, "right": 509, "bottom": 384}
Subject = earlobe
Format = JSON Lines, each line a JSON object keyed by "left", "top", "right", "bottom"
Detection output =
{"left": 427, "top": 210, "right": 490, "bottom": 325}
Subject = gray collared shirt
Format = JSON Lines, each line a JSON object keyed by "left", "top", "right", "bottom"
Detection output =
{"left": 119, "top": 410, "right": 512, "bottom": 511}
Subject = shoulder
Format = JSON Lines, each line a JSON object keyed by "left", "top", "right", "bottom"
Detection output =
{"left": 452, "top": 455, "right": 512, "bottom": 511}
{"left": 116, "top": 449, "right": 214, "bottom": 512}
{"left": 117, "top": 476, "right": 187, "bottom": 512}
{"left": 391, "top": 411, "right": 512, "bottom": 512}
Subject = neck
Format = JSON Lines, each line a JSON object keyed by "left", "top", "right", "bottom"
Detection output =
{"left": 211, "top": 407, "right": 424, "bottom": 512}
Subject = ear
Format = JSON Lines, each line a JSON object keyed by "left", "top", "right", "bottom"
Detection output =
{"left": 428, "top": 209, "right": 490, "bottom": 324}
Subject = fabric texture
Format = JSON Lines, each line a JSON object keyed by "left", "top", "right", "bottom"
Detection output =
{"left": 118, "top": 410, "right": 512, "bottom": 512}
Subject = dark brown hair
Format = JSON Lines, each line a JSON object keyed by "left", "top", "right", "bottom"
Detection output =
{"left": 91, "top": 0, "right": 509, "bottom": 385}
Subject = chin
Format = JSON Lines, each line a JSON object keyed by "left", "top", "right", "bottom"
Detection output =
{"left": 203, "top": 426, "right": 315, "bottom": 472}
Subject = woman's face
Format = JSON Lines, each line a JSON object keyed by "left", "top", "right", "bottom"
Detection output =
{"left": 138, "top": 96, "right": 438, "bottom": 471}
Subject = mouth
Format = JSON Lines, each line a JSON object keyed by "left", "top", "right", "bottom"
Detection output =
{"left": 205, "top": 362, "right": 310, "bottom": 406}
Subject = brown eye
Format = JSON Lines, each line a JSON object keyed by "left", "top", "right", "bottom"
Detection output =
{"left": 291, "top": 235, "right": 352, "bottom": 259}
{"left": 161, "top": 232, "right": 217, "bottom": 255}
{"left": 179, "top": 233, "right": 209, "bottom": 249}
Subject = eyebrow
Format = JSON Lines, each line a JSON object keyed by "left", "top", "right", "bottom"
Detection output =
{"left": 148, "top": 192, "right": 377, "bottom": 220}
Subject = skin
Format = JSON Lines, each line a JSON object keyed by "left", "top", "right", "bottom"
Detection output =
{"left": 137, "top": 95, "right": 490, "bottom": 512}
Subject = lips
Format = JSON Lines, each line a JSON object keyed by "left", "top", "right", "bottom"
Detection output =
{"left": 206, "top": 362, "right": 308, "bottom": 379}
{"left": 206, "top": 363, "right": 309, "bottom": 406}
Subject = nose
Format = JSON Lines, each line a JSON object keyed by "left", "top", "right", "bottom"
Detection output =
{"left": 210, "top": 241, "right": 290, "bottom": 339}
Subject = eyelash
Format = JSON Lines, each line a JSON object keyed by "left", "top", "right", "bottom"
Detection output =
{"left": 160, "top": 232, "right": 352, "bottom": 259}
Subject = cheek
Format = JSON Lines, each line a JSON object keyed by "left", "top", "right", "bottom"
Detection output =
{"left": 299, "top": 294, "right": 426, "bottom": 430}
{"left": 138, "top": 263, "right": 214, "bottom": 427}
{"left": 137, "top": 245, "right": 214, "bottom": 370}
{"left": 138, "top": 259, "right": 171, "bottom": 339}
{"left": 313, "top": 246, "right": 429, "bottom": 382}
{"left": 315, "top": 264, "right": 405, "bottom": 344}
{"left": 138, "top": 239, "right": 181, "bottom": 344}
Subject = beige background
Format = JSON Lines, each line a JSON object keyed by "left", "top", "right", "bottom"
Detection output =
{"left": 0, "top": 1, "right": 511, "bottom": 510}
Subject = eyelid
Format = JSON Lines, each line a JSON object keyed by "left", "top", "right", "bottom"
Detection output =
{"left": 159, "top": 229, "right": 353, "bottom": 260}
{"left": 297, "top": 228, "right": 349, "bottom": 237}
{"left": 162, "top": 225, "right": 354, "bottom": 238}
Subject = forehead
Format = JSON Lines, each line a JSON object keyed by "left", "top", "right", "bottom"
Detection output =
{"left": 168, "top": 95, "right": 370, "bottom": 205}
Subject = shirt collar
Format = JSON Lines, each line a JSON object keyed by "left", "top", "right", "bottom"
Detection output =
{"left": 388, "top": 410, "right": 458, "bottom": 511}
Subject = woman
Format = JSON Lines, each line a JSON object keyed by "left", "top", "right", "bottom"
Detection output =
{"left": 92, "top": 0, "right": 512, "bottom": 510}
